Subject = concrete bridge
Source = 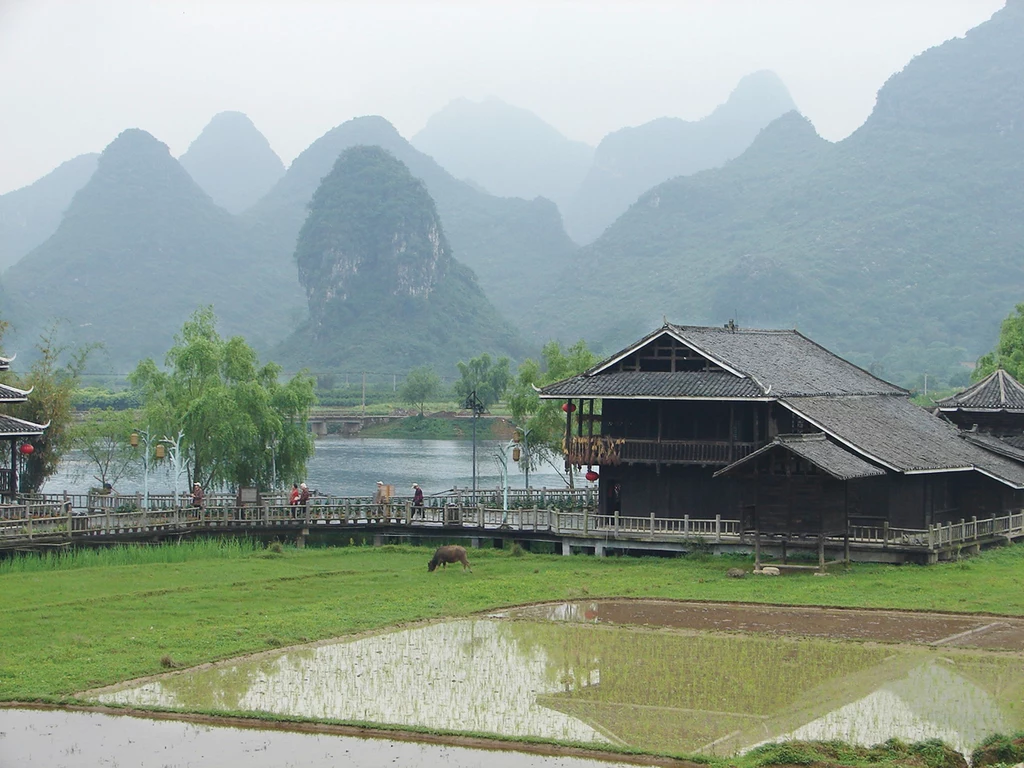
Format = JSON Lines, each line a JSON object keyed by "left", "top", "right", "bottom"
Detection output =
{"left": 306, "top": 412, "right": 402, "bottom": 436}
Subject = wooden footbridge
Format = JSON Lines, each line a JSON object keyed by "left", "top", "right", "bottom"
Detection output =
{"left": 3, "top": 488, "right": 1023, "bottom": 564}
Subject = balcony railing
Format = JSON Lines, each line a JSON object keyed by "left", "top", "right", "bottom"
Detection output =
{"left": 568, "top": 436, "right": 757, "bottom": 467}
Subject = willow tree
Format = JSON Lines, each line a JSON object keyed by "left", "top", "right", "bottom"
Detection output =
{"left": 129, "top": 307, "right": 315, "bottom": 491}
{"left": 507, "top": 340, "right": 598, "bottom": 485}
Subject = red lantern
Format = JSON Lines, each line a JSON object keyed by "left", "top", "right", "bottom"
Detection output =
{"left": 561, "top": 402, "right": 576, "bottom": 413}
{"left": 19, "top": 443, "right": 34, "bottom": 455}
{"left": 585, "top": 470, "right": 599, "bottom": 482}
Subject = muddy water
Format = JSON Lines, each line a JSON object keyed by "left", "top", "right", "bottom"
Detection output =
{"left": 0, "top": 707, "right": 640, "bottom": 768}
{"left": 88, "top": 603, "right": 1024, "bottom": 758}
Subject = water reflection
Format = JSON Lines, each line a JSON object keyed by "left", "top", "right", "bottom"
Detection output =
{"left": 90, "top": 614, "right": 1024, "bottom": 757}
{"left": 43, "top": 437, "right": 567, "bottom": 497}
{"left": 96, "top": 621, "right": 609, "bottom": 745}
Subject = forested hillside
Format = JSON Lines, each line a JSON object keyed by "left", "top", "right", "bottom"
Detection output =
{"left": 412, "top": 96, "right": 593, "bottom": 209}
{"left": 244, "top": 116, "right": 576, "bottom": 330}
{"left": 537, "top": 2, "right": 1024, "bottom": 385}
{"left": 179, "top": 111, "right": 285, "bottom": 214}
{"left": 277, "top": 146, "right": 524, "bottom": 372}
{"left": 563, "top": 70, "right": 796, "bottom": 244}
{"left": 4, "top": 130, "right": 304, "bottom": 369}
{"left": 0, "top": 153, "right": 98, "bottom": 272}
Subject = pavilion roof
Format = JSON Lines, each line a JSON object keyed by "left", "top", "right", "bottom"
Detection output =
{"left": 0, "top": 382, "right": 31, "bottom": 402}
{"left": 935, "top": 369, "right": 1024, "bottom": 412}
{"left": 0, "top": 414, "right": 47, "bottom": 437}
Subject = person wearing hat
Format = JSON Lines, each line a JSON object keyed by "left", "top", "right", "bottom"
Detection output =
{"left": 372, "top": 480, "right": 387, "bottom": 522}
{"left": 299, "top": 482, "right": 311, "bottom": 507}
{"left": 412, "top": 483, "right": 424, "bottom": 520}
{"left": 191, "top": 482, "right": 204, "bottom": 510}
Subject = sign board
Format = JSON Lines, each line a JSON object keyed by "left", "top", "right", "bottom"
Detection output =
{"left": 237, "top": 487, "right": 260, "bottom": 506}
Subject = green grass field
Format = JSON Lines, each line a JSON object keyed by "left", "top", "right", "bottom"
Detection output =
{"left": 2, "top": 540, "right": 1023, "bottom": 766}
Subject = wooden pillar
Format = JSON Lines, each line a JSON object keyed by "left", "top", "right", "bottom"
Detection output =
{"left": 729, "top": 403, "right": 735, "bottom": 460}
{"left": 8, "top": 440, "right": 16, "bottom": 498}
{"left": 818, "top": 534, "right": 825, "bottom": 572}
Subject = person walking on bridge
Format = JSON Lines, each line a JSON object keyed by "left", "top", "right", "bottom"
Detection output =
{"left": 412, "top": 483, "right": 424, "bottom": 520}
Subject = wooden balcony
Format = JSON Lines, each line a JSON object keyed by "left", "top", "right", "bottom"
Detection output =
{"left": 568, "top": 436, "right": 757, "bottom": 467}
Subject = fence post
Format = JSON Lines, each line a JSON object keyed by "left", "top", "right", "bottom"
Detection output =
{"left": 883, "top": 521, "right": 889, "bottom": 549}
{"left": 715, "top": 514, "right": 722, "bottom": 543}
{"left": 650, "top": 512, "right": 655, "bottom": 540}
{"left": 584, "top": 507, "right": 589, "bottom": 536}
{"left": 971, "top": 515, "right": 977, "bottom": 541}
{"left": 684, "top": 514, "right": 690, "bottom": 537}
{"left": 614, "top": 510, "right": 619, "bottom": 536}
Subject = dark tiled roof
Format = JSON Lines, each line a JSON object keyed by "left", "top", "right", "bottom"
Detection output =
{"left": 962, "top": 432, "right": 1024, "bottom": 463}
{"left": 0, "top": 354, "right": 10, "bottom": 371}
{"left": 936, "top": 369, "right": 1024, "bottom": 411}
{"left": 782, "top": 395, "right": 981, "bottom": 472}
{"left": 0, "top": 383, "right": 29, "bottom": 402}
{"left": 781, "top": 395, "right": 1024, "bottom": 487}
{"left": 665, "top": 325, "right": 903, "bottom": 397}
{"left": 540, "top": 371, "right": 764, "bottom": 399}
{"left": 715, "top": 433, "right": 886, "bottom": 480}
{"left": 0, "top": 414, "right": 46, "bottom": 437}
{"left": 543, "top": 324, "right": 903, "bottom": 402}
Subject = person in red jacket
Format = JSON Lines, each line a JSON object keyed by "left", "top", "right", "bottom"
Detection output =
{"left": 289, "top": 483, "right": 300, "bottom": 506}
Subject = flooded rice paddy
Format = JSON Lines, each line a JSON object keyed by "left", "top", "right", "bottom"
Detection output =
{"left": 83, "top": 601, "right": 1024, "bottom": 760}
{"left": 0, "top": 706, "right": 640, "bottom": 768}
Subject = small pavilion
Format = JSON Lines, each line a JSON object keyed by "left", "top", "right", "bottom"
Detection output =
{"left": 0, "top": 354, "right": 47, "bottom": 499}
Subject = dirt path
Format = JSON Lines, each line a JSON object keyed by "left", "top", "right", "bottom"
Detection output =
{"left": 511, "top": 600, "right": 1024, "bottom": 651}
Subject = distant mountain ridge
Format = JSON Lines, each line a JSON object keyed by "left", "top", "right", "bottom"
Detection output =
{"left": 278, "top": 146, "right": 524, "bottom": 372}
{"left": 4, "top": 129, "right": 302, "bottom": 369}
{"left": 411, "top": 96, "right": 593, "bottom": 208}
{"left": 179, "top": 111, "right": 284, "bottom": 214}
{"left": 0, "top": 153, "right": 98, "bottom": 272}
{"left": 564, "top": 70, "right": 797, "bottom": 243}
{"left": 537, "top": 2, "right": 1024, "bottom": 385}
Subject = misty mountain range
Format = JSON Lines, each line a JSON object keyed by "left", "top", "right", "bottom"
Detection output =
{"left": 1, "top": 1, "right": 1022, "bottom": 386}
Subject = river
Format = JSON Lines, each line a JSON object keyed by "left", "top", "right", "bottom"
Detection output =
{"left": 42, "top": 436, "right": 570, "bottom": 499}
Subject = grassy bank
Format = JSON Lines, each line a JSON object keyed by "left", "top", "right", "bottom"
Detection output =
{"left": 3, "top": 541, "right": 1024, "bottom": 766}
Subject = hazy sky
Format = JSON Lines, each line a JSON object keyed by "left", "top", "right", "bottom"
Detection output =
{"left": 0, "top": 0, "right": 1005, "bottom": 195}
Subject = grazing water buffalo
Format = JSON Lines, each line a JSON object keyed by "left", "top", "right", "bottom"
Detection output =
{"left": 428, "top": 544, "right": 472, "bottom": 572}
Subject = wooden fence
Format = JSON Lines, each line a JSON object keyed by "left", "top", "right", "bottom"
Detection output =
{"left": 3, "top": 491, "right": 1023, "bottom": 557}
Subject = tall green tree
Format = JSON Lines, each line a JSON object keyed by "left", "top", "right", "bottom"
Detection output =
{"left": 508, "top": 340, "right": 598, "bottom": 484}
{"left": 129, "top": 307, "right": 316, "bottom": 491}
{"left": 72, "top": 408, "right": 140, "bottom": 491}
{"left": 3, "top": 324, "right": 91, "bottom": 492}
{"left": 400, "top": 366, "right": 442, "bottom": 416}
{"left": 453, "top": 353, "right": 511, "bottom": 411}
{"left": 974, "top": 303, "right": 1024, "bottom": 382}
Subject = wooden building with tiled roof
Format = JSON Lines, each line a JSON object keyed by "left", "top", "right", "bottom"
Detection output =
{"left": 0, "top": 354, "right": 47, "bottom": 499}
{"left": 540, "top": 323, "right": 1024, "bottom": 539}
